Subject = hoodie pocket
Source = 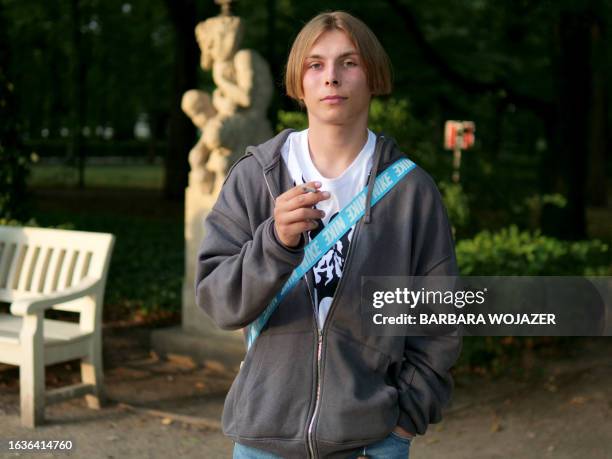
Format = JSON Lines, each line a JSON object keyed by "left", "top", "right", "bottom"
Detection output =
{"left": 317, "top": 330, "right": 399, "bottom": 444}
{"left": 232, "top": 332, "right": 314, "bottom": 440}
{"left": 221, "top": 335, "right": 264, "bottom": 436}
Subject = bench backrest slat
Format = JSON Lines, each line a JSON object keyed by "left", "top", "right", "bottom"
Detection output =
{"left": 0, "top": 227, "right": 114, "bottom": 303}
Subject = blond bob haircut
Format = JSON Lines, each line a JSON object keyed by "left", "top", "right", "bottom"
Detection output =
{"left": 285, "top": 11, "right": 393, "bottom": 101}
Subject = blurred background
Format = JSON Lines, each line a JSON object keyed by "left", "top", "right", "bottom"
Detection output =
{"left": 1, "top": 0, "right": 611, "bottom": 374}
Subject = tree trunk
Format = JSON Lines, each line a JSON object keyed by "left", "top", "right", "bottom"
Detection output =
{"left": 541, "top": 9, "right": 593, "bottom": 239}
{"left": 586, "top": 18, "right": 608, "bottom": 207}
{"left": 163, "top": 0, "right": 199, "bottom": 200}
{"left": 70, "top": 0, "right": 87, "bottom": 190}
{"left": 0, "top": 2, "right": 29, "bottom": 220}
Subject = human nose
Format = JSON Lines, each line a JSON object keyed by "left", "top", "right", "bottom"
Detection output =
{"left": 325, "top": 63, "right": 340, "bottom": 87}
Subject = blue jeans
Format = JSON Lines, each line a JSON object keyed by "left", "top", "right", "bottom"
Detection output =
{"left": 233, "top": 432, "right": 412, "bottom": 458}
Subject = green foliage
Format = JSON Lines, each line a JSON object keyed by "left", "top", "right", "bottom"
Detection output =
{"left": 28, "top": 163, "right": 163, "bottom": 189}
{"left": 369, "top": 98, "right": 444, "bottom": 176}
{"left": 0, "top": 218, "right": 36, "bottom": 227}
{"left": 438, "top": 181, "right": 470, "bottom": 235}
{"left": 276, "top": 110, "right": 307, "bottom": 132}
{"left": 105, "top": 216, "right": 182, "bottom": 318}
{"left": 456, "top": 225, "right": 611, "bottom": 275}
{"left": 4, "top": 0, "right": 174, "bottom": 140}
{"left": 457, "top": 336, "right": 525, "bottom": 376}
{"left": 0, "top": 217, "right": 74, "bottom": 230}
{"left": 368, "top": 98, "right": 412, "bottom": 136}
{"left": 33, "top": 209, "right": 183, "bottom": 321}
{"left": 510, "top": 193, "right": 567, "bottom": 230}
{"left": 454, "top": 336, "right": 578, "bottom": 378}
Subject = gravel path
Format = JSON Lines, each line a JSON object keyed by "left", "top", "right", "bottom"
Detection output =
{"left": 1, "top": 329, "right": 610, "bottom": 459}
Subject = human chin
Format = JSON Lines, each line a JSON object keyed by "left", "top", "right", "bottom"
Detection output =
{"left": 312, "top": 108, "right": 353, "bottom": 125}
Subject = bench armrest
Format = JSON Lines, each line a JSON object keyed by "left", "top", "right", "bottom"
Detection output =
{"left": 10, "top": 277, "right": 102, "bottom": 316}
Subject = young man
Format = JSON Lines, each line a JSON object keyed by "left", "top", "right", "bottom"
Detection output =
{"left": 196, "top": 11, "right": 461, "bottom": 459}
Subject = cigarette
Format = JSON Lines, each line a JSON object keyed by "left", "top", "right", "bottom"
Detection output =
{"left": 302, "top": 186, "right": 317, "bottom": 193}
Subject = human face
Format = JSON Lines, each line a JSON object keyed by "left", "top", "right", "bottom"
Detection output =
{"left": 301, "top": 29, "right": 371, "bottom": 127}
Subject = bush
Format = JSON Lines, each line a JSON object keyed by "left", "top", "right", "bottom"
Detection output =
{"left": 276, "top": 110, "right": 307, "bottom": 132}
{"left": 0, "top": 217, "right": 74, "bottom": 230}
{"left": 455, "top": 336, "right": 583, "bottom": 378}
{"left": 30, "top": 209, "right": 183, "bottom": 322}
{"left": 438, "top": 181, "right": 470, "bottom": 236}
{"left": 455, "top": 225, "right": 610, "bottom": 376}
{"left": 500, "top": 193, "right": 568, "bottom": 231}
{"left": 456, "top": 225, "right": 611, "bottom": 275}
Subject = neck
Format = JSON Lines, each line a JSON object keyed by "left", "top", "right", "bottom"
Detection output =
{"left": 306, "top": 118, "right": 369, "bottom": 179}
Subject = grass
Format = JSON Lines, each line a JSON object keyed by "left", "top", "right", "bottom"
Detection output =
{"left": 27, "top": 163, "right": 164, "bottom": 190}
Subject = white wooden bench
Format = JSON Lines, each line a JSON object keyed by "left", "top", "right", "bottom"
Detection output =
{"left": 0, "top": 226, "right": 115, "bottom": 427}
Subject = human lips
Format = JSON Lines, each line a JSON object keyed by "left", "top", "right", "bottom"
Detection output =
{"left": 321, "top": 95, "right": 348, "bottom": 104}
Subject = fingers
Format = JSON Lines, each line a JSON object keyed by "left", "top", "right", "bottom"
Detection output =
{"left": 276, "top": 185, "right": 331, "bottom": 213}
{"left": 283, "top": 220, "right": 319, "bottom": 235}
{"left": 276, "top": 207, "right": 325, "bottom": 226}
{"left": 277, "top": 181, "right": 322, "bottom": 202}
{"left": 273, "top": 181, "right": 329, "bottom": 247}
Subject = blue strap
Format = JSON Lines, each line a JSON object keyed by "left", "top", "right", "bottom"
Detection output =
{"left": 246, "top": 158, "right": 417, "bottom": 349}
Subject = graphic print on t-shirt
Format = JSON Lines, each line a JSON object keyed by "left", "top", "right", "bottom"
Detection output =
{"left": 308, "top": 211, "right": 355, "bottom": 329}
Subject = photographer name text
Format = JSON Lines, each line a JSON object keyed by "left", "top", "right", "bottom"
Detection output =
{"left": 372, "top": 312, "right": 556, "bottom": 325}
{"left": 370, "top": 288, "right": 556, "bottom": 326}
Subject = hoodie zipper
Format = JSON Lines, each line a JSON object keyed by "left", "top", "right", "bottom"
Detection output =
{"left": 304, "top": 136, "right": 389, "bottom": 458}
{"left": 263, "top": 170, "right": 321, "bottom": 457}
{"left": 302, "top": 260, "right": 320, "bottom": 454}
{"left": 304, "top": 217, "right": 364, "bottom": 458}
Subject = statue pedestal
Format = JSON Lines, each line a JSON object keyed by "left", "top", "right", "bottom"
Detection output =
{"left": 151, "top": 185, "right": 245, "bottom": 371}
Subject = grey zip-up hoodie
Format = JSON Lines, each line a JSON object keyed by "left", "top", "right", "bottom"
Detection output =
{"left": 195, "top": 129, "right": 462, "bottom": 458}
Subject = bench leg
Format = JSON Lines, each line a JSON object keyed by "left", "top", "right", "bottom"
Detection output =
{"left": 20, "top": 338, "right": 46, "bottom": 427}
{"left": 81, "top": 336, "right": 105, "bottom": 409}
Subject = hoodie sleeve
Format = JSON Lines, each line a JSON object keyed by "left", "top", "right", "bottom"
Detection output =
{"left": 195, "top": 157, "right": 305, "bottom": 330}
{"left": 396, "top": 169, "right": 463, "bottom": 435}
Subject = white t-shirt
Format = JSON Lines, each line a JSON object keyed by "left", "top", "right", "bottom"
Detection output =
{"left": 280, "top": 129, "right": 376, "bottom": 330}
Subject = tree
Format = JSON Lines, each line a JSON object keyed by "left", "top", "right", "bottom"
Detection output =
{"left": 386, "top": 0, "right": 609, "bottom": 239}
{"left": 4, "top": 0, "right": 176, "bottom": 153}
{"left": 0, "top": 0, "right": 30, "bottom": 220}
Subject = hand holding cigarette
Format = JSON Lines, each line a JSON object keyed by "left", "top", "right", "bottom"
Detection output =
{"left": 273, "top": 181, "right": 330, "bottom": 248}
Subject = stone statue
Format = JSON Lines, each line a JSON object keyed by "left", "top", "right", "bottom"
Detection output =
{"left": 151, "top": 2, "right": 264, "bottom": 369}
{"left": 182, "top": 13, "right": 273, "bottom": 196}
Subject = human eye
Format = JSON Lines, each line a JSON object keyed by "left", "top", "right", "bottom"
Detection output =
{"left": 307, "top": 61, "right": 322, "bottom": 70}
{"left": 343, "top": 60, "right": 357, "bottom": 68}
